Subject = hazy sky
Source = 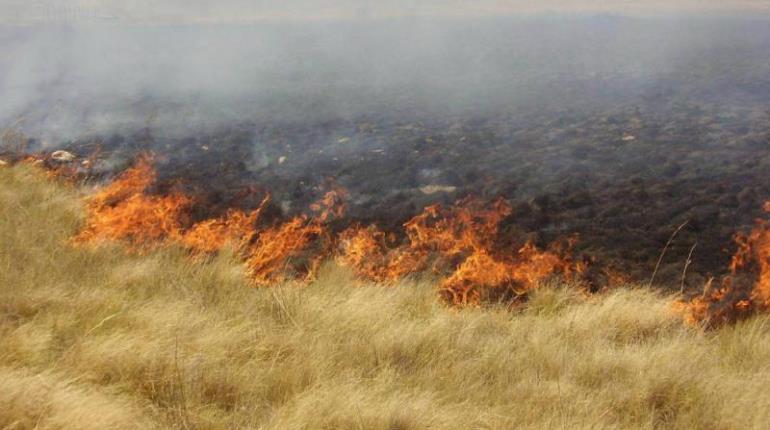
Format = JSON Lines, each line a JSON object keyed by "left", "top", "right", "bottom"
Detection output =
{"left": 2, "top": 0, "right": 770, "bottom": 23}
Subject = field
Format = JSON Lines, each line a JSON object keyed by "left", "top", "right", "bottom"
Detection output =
{"left": 3, "top": 163, "right": 770, "bottom": 429}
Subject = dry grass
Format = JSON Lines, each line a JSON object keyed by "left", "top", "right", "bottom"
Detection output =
{"left": 2, "top": 164, "right": 770, "bottom": 429}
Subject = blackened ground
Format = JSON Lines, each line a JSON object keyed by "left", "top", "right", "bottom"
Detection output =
{"left": 16, "top": 80, "right": 769, "bottom": 291}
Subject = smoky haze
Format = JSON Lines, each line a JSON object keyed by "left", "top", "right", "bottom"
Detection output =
{"left": 2, "top": 15, "right": 769, "bottom": 143}
{"left": 2, "top": 1, "right": 770, "bottom": 22}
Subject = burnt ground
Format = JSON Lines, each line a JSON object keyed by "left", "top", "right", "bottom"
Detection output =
{"left": 21, "top": 86, "right": 769, "bottom": 290}
{"left": 3, "top": 18, "right": 770, "bottom": 289}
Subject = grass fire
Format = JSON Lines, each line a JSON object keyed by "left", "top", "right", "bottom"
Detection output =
{"left": 5, "top": 157, "right": 770, "bottom": 429}
{"left": 3, "top": 3, "right": 770, "bottom": 429}
{"left": 70, "top": 155, "right": 584, "bottom": 305}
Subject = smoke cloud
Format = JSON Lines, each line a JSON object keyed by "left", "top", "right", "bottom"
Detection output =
{"left": 3, "top": 11, "right": 769, "bottom": 144}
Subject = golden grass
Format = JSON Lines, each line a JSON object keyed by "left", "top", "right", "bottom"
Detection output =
{"left": 2, "top": 164, "right": 770, "bottom": 429}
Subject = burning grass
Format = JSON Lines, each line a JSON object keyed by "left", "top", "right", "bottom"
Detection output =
{"left": 71, "top": 156, "right": 583, "bottom": 305}
{"left": 14, "top": 151, "right": 770, "bottom": 325}
{"left": 64, "top": 156, "right": 770, "bottom": 325}
{"left": 340, "top": 199, "right": 585, "bottom": 305}
{"left": 5, "top": 158, "right": 770, "bottom": 429}
{"left": 677, "top": 202, "right": 770, "bottom": 327}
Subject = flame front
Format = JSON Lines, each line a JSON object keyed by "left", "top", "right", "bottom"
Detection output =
{"left": 40, "top": 155, "right": 770, "bottom": 319}
{"left": 73, "top": 158, "right": 347, "bottom": 285}
{"left": 73, "top": 157, "right": 192, "bottom": 247}
{"left": 181, "top": 206, "right": 265, "bottom": 254}
{"left": 73, "top": 156, "right": 264, "bottom": 252}
{"left": 339, "top": 198, "right": 583, "bottom": 305}
{"left": 73, "top": 157, "right": 583, "bottom": 304}
{"left": 677, "top": 202, "right": 770, "bottom": 326}
{"left": 246, "top": 188, "right": 346, "bottom": 285}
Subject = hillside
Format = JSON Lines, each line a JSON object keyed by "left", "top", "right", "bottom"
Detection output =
{"left": 2, "top": 164, "right": 770, "bottom": 429}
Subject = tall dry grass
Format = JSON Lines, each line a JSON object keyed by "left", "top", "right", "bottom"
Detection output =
{"left": 2, "top": 164, "right": 770, "bottom": 429}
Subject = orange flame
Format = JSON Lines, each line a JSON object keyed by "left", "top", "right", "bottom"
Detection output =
{"left": 245, "top": 188, "right": 346, "bottom": 285}
{"left": 677, "top": 202, "right": 770, "bottom": 327}
{"left": 340, "top": 198, "right": 583, "bottom": 305}
{"left": 73, "top": 157, "right": 192, "bottom": 247}
{"left": 72, "top": 156, "right": 262, "bottom": 252}
{"left": 73, "top": 157, "right": 585, "bottom": 303}
{"left": 338, "top": 225, "right": 424, "bottom": 281}
{"left": 180, "top": 204, "right": 266, "bottom": 255}
{"left": 73, "top": 156, "right": 347, "bottom": 285}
